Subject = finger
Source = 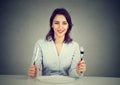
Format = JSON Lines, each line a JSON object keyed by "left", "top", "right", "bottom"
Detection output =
{"left": 78, "top": 66, "right": 86, "bottom": 72}
{"left": 28, "top": 70, "right": 37, "bottom": 77}
{"left": 29, "top": 68, "right": 36, "bottom": 72}
{"left": 77, "top": 64, "right": 85, "bottom": 68}
{"left": 77, "top": 60, "right": 85, "bottom": 66}
{"left": 29, "top": 66, "right": 35, "bottom": 69}
{"left": 76, "top": 67, "right": 85, "bottom": 74}
{"left": 76, "top": 63, "right": 86, "bottom": 70}
{"left": 80, "top": 64, "right": 86, "bottom": 67}
{"left": 28, "top": 71, "right": 34, "bottom": 76}
{"left": 77, "top": 69, "right": 83, "bottom": 74}
{"left": 77, "top": 69, "right": 84, "bottom": 74}
{"left": 79, "top": 67, "right": 86, "bottom": 72}
{"left": 29, "top": 73, "right": 35, "bottom": 77}
{"left": 80, "top": 60, "right": 85, "bottom": 64}
{"left": 28, "top": 68, "right": 37, "bottom": 76}
{"left": 77, "top": 65, "right": 86, "bottom": 71}
{"left": 80, "top": 62, "right": 86, "bottom": 66}
{"left": 77, "top": 61, "right": 83, "bottom": 66}
{"left": 30, "top": 65, "right": 38, "bottom": 69}
{"left": 29, "top": 70, "right": 36, "bottom": 74}
{"left": 77, "top": 63, "right": 80, "bottom": 66}
{"left": 29, "top": 66, "right": 38, "bottom": 71}
{"left": 31, "top": 65, "right": 36, "bottom": 68}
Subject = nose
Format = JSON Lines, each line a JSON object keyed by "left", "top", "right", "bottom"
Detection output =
{"left": 59, "top": 23, "right": 63, "bottom": 29}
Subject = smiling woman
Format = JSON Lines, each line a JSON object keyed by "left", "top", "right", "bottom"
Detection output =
{"left": 52, "top": 14, "right": 68, "bottom": 38}
{"left": 46, "top": 8, "right": 73, "bottom": 43}
{"left": 28, "top": 8, "right": 86, "bottom": 78}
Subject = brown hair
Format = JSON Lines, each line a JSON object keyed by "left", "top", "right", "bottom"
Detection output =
{"left": 46, "top": 8, "right": 73, "bottom": 43}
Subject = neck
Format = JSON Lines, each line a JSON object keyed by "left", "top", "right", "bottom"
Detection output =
{"left": 54, "top": 35, "right": 64, "bottom": 44}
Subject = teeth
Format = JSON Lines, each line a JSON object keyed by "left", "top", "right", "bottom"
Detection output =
{"left": 58, "top": 30, "right": 64, "bottom": 33}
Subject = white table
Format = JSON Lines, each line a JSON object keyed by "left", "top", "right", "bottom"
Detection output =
{"left": 0, "top": 75, "right": 120, "bottom": 85}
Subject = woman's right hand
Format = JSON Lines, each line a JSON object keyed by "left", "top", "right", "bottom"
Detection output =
{"left": 28, "top": 65, "right": 38, "bottom": 78}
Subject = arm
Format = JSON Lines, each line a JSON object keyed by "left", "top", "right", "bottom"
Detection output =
{"left": 32, "top": 41, "right": 43, "bottom": 76}
{"left": 28, "top": 41, "right": 43, "bottom": 78}
{"left": 69, "top": 43, "right": 84, "bottom": 78}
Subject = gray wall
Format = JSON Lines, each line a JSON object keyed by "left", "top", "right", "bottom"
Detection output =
{"left": 0, "top": 0, "right": 120, "bottom": 77}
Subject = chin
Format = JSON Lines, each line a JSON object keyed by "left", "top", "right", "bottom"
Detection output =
{"left": 58, "top": 35, "right": 64, "bottom": 37}
{"left": 57, "top": 34, "right": 65, "bottom": 37}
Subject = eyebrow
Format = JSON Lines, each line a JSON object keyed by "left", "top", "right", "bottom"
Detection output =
{"left": 53, "top": 20, "right": 67, "bottom": 22}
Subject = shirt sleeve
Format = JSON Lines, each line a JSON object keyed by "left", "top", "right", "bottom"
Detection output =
{"left": 68, "top": 42, "right": 84, "bottom": 78}
{"left": 31, "top": 40, "right": 43, "bottom": 76}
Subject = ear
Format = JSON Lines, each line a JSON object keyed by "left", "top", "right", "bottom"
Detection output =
{"left": 51, "top": 25, "right": 53, "bottom": 28}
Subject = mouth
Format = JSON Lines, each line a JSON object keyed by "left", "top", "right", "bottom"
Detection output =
{"left": 57, "top": 30, "right": 65, "bottom": 34}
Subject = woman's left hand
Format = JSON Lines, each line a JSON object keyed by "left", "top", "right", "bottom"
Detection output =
{"left": 76, "top": 60, "right": 86, "bottom": 75}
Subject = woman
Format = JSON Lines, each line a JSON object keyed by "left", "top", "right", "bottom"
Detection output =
{"left": 28, "top": 8, "right": 86, "bottom": 78}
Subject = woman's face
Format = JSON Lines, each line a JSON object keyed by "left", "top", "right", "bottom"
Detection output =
{"left": 52, "top": 14, "right": 68, "bottom": 38}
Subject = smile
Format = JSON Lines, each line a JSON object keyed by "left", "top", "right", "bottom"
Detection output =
{"left": 57, "top": 30, "right": 65, "bottom": 34}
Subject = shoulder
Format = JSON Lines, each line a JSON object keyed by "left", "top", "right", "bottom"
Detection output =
{"left": 35, "top": 38, "right": 49, "bottom": 46}
{"left": 70, "top": 41, "right": 79, "bottom": 46}
{"left": 66, "top": 40, "right": 79, "bottom": 48}
{"left": 36, "top": 38, "right": 46, "bottom": 43}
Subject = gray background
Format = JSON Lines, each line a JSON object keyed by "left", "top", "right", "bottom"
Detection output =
{"left": 0, "top": 0, "right": 120, "bottom": 77}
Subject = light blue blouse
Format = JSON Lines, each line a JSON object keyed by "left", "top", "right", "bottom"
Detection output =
{"left": 31, "top": 38, "right": 82, "bottom": 78}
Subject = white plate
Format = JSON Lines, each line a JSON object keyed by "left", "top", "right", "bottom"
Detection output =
{"left": 36, "top": 75, "right": 76, "bottom": 84}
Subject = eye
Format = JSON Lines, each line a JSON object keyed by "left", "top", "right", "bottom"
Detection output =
{"left": 55, "top": 22, "right": 59, "bottom": 24}
{"left": 54, "top": 21, "right": 59, "bottom": 24}
{"left": 63, "top": 22, "right": 68, "bottom": 25}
